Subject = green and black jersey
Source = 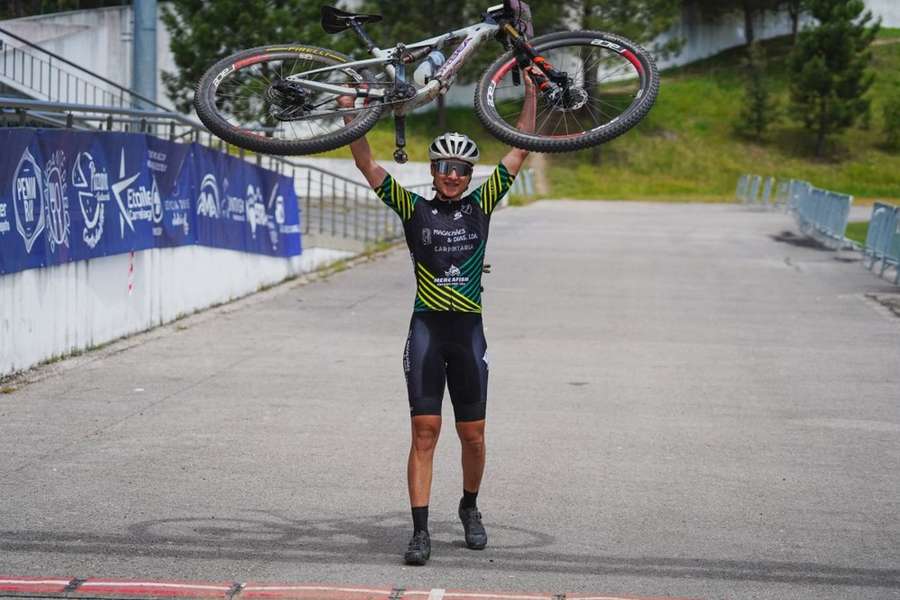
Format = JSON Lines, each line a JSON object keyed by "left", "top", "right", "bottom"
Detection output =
{"left": 374, "top": 163, "right": 515, "bottom": 313}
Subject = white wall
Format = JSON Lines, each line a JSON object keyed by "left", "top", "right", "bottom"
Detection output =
{"left": 0, "top": 244, "right": 353, "bottom": 377}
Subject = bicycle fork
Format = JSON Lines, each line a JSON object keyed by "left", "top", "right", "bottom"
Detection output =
{"left": 502, "top": 23, "right": 568, "bottom": 94}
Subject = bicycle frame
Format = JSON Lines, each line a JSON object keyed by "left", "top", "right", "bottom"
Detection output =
{"left": 285, "top": 17, "right": 502, "bottom": 116}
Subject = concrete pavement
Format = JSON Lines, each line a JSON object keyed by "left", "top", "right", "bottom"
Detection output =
{"left": 1, "top": 201, "right": 898, "bottom": 600}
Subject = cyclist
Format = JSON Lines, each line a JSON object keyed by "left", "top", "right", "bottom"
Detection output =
{"left": 338, "top": 73, "right": 535, "bottom": 565}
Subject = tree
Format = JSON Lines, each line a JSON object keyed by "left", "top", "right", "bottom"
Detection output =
{"left": 361, "top": 0, "right": 567, "bottom": 129}
{"left": 690, "top": 0, "right": 780, "bottom": 46}
{"left": 781, "top": 0, "right": 809, "bottom": 43}
{"left": 160, "top": 0, "right": 343, "bottom": 114}
{"left": 736, "top": 42, "right": 779, "bottom": 139}
{"left": 787, "top": 0, "right": 879, "bottom": 156}
{"left": 565, "top": 0, "right": 683, "bottom": 58}
{"left": 884, "top": 94, "right": 900, "bottom": 149}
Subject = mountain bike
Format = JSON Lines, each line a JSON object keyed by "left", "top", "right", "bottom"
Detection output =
{"left": 194, "top": 1, "right": 659, "bottom": 162}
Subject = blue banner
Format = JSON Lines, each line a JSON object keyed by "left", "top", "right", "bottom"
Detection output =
{"left": 0, "top": 129, "right": 301, "bottom": 275}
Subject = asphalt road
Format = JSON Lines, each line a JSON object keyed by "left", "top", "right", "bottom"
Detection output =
{"left": 1, "top": 201, "right": 899, "bottom": 600}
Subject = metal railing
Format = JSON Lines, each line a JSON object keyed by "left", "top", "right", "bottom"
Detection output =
{"left": 1, "top": 97, "right": 531, "bottom": 246}
{"left": 736, "top": 173, "right": 854, "bottom": 249}
{"left": 862, "top": 202, "right": 900, "bottom": 284}
{"left": 0, "top": 26, "right": 166, "bottom": 110}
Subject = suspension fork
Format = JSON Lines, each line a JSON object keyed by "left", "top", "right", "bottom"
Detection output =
{"left": 501, "top": 23, "right": 568, "bottom": 92}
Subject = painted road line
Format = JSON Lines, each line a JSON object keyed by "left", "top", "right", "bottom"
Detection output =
{"left": 0, "top": 577, "right": 700, "bottom": 600}
{"left": 0, "top": 577, "right": 73, "bottom": 594}
{"left": 75, "top": 579, "right": 234, "bottom": 597}
{"left": 242, "top": 585, "right": 393, "bottom": 600}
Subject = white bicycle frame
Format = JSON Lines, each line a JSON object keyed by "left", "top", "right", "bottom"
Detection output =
{"left": 285, "top": 9, "right": 506, "bottom": 116}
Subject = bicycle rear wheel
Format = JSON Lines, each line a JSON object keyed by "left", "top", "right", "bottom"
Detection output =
{"left": 194, "top": 44, "right": 385, "bottom": 156}
{"left": 474, "top": 31, "right": 659, "bottom": 153}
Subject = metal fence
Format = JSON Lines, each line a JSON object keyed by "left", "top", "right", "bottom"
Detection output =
{"left": 737, "top": 173, "right": 853, "bottom": 249}
{"left": 862, "top": 202, "right": 900, "bottom": 284}
{"left": 1, "top": 96, "right": 533, "bottom": 247}
{"left": 0, "top": 26, "right": 165, "bottom": 110}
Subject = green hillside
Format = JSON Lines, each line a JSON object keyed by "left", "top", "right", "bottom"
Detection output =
{"left": 325, "top": 29, "right": 900, "bottom": 202}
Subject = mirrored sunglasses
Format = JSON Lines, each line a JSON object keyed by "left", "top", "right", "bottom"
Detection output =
{"left": 434, "top": 159, "right": 473, "bottom": 177}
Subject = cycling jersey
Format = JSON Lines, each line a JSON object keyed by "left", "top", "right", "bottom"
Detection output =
{"left": 374, "top": 163, "right": 515, "bottom": 313}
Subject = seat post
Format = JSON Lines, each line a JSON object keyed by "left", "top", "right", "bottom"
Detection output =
{"left": 348, "top": 19, "right": 378, "bottom": 53}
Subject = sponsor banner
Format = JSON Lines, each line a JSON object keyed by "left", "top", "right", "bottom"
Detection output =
{"left": 0, "top": 129, "right": 301, "bottom": 275}
{"left": 193, "top": 144, "right": 301, "bottom": 257}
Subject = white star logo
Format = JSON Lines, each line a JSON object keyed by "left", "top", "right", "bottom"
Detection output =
{"left": 110, "top": 148, "right": 140, "bottom": 238}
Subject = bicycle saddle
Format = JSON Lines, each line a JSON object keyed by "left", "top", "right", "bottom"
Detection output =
{"left": 320, "top": 6, "right": 383, "bottom": 34}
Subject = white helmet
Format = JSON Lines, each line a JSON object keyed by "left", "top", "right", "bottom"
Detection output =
{"left": 428, "top": 132, "right": 480, "bottom": 164}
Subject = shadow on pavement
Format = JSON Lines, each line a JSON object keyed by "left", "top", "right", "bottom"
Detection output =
{"left": 1, "top": 512, "right": 899, "bottom": 589}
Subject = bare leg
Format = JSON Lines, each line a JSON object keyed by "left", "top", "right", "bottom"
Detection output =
{"left": 408, "top": 415, "right": 442, "bottom": 507}
{"left": 456, "top": 419, "right": 486, "bottom": 493}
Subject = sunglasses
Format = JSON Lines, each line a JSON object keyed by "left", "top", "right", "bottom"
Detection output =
{"left": 434, "top": 159, "right": 473, "bottom": 177}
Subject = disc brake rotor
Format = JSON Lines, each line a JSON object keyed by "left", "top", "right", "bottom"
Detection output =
{"left": 265, "top": 79, "right": 315, "bottom": 121}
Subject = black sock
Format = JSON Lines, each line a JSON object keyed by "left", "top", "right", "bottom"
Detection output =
{"left": 411, "top": 506, "right": 429, "bottom": 533}
{"left": 461, "top": 489, "right": 478, "bottom": 509}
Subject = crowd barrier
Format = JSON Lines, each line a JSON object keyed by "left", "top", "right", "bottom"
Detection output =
{"left": 736, "top": 173, "right": 852, "bottom": 249}
{"left": 862, "top": 202, "right": 900, "bottom": 284}
{"left": 736, "top": 173, "right": 900, "bottom": 285}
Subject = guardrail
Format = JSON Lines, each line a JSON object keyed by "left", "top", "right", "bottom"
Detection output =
{"left": 1, "top": 96, "right": 533, "bottom": 247}
{"left": 863, "top": 202, "right": 900, "bottom": 284}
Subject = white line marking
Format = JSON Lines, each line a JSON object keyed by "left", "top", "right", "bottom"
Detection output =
{"left": 243, "top": 586, "right": 392, "bottom": 595}
{"left": 81, "top": 582, "right": 232, "bottom": 591}
{"left": 0, "top": 580, "right": 71, "bottom": 585}
{"left": 428, "top": 589, "right": 446, "bottom": 600}
{"left": 438, "top": 595, "right": 553, "bottom": 600}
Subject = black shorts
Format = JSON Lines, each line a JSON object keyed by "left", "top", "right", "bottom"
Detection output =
{"left": 403, "top": 312, "right": 489, "bottom": 422}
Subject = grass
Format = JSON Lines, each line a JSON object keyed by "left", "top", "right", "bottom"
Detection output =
{"left": 317, "top": 30, "right": 900, "bottom": 202}
{"left": 845, "top": 221, "right": 870, "bottom": 245}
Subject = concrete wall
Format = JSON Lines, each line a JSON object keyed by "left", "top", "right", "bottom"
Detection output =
{"left": 0, "top": 244, "right": 353, "bottom": 377}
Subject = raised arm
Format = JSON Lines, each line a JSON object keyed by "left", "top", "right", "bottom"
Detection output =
{"left": 338, "top": 94, "right": 387, "bottom": 188}
{"left": 500, "top": 70, "right": 537, "bottom": 177}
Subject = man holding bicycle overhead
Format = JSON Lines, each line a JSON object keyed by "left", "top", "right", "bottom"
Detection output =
{"left": 339, "top": 72, "right": 535, "bottom": 566}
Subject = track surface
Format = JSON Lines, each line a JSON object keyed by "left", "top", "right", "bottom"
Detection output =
{"left": 1, "top": 201, "right": 899, "bottom": 600}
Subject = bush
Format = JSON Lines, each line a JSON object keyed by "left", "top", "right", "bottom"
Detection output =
{"left": 884, "top": 95, "right": 900, "bottom": 149}
{"left": 736, "top": 42, "right": 779, "bottom": 139}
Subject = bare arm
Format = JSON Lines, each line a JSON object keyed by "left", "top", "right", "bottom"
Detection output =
{"left": 500, "top": 71, "right": 537, "bottom": 176}
{"left": 338, "top": 94, "right": 387, "bottom": 188}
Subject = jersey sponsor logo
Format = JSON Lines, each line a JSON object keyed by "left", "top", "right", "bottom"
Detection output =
{"left": 435, "top": 263, "right": 469, "bottom": 286}
{"left": 453, "top": 210, "right": 462, "bottom": 220}
{"left": 461, "top": 203, "right": 473, "bottom": 215}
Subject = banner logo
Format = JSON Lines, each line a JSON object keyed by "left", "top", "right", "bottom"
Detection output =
{"left": 197, "top": 174, "right": 220, "bottom": 217}
{"left": 45, "top": 150, "right": 71, "bottom": 251}
{"left": 73, "top": 151, "right": 111, "bottom": 249}
{"left": 245, "top": 184, "right": 267, "bottom": 239}
{"left": 12, "top": 147, "right": 46, "bottom": 254}
{"left": 111, "top": 147, "right": 140, "bottom": 237}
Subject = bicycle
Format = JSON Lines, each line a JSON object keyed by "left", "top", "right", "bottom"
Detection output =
{"left": 194, "top": 1, "right": 659, "bottom": 162}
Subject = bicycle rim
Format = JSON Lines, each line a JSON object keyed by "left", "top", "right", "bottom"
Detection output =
{"left": 476, "top": 32, "right": 658, "bottom": 152}
{"left": 196, "top": 46, "right": 384, "bottom": 155}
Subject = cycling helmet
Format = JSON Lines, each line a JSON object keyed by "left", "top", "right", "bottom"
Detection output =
{"left": 428, "top": 132, "right": 480, "bottom": 164}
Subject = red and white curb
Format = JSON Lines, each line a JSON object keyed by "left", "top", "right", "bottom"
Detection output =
{"left": 0, "top": 578, "right": 698, "bottom": 600}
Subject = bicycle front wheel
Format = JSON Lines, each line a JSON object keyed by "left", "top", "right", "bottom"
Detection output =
{"left": 194, "top": 45, "right": 385, "bottom": 156}
{"left": 474, "top": 31, "right": 659, "bottom": 153}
